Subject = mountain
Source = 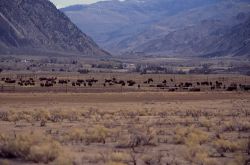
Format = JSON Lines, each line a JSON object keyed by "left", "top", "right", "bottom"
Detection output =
{"left": 0, "top": 0, "right": 109, "bottom": 56}
{"left": 62, "top": 0, "right": 250, "bottom": 57}
{"left": 202, "top": 16, "right": 250, "bottom": 57}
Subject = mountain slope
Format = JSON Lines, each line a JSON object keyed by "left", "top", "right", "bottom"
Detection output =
{"left": 134, "top": 18, "right": 250, "bottom": 57}
{"left": 61, "top": 0, "right": 222, "bottom": 50}
{"left": 203, "top": 17, "right": 250, "bottom": 57}
{"left": 62, "top": 0, "right": 250, "bottom": 57}
{"left": 0, "top": 0, "right": 109, "bottom": 56}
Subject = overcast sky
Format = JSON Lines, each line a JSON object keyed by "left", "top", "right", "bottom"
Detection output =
{"left": 50, "top": 0, "right": 103, "bottom": 8}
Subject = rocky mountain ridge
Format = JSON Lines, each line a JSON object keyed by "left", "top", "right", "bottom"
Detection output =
{"left": 0, "top": 0, "right": 109, "bottom": 56}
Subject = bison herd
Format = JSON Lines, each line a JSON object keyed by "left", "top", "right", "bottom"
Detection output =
{"left": 0, "top": 76, "right": 250, "bottom": 92}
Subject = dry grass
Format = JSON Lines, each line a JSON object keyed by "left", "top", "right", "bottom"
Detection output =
{"left": 0, "top": 92, "right": 249, "bottom": 165}
{"left": 0, "top": 131, "right": 71, "bottom": 164}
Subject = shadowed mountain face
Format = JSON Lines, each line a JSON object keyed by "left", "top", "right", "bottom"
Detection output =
{"left": 0, "top": 0, "right": 109, "bottom": 56}
{"left": 62, "top": 0, "right": 250, "bottom": 57}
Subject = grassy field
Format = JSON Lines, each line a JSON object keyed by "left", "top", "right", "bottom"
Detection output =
{"left": 0, "top": 92, "right": 249, "bottom": 165}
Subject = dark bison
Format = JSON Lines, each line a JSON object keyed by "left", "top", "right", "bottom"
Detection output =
{"left": 215, "top": 81, "right": 223, "bottom": 88}
{"left": 76, "top": 79, "right": 85, "bottom": 83}
{"left": 58, "top": 80, "right": 69, "bottom": 85}
{"left": 157, "top": 84, "right": 165, "bottom": 88}
{"left": 201, "top": 82, "right": 209, "bottom": 86}
{"left": 40, "top": 82, "right": 53, "bottom": 87}
{"left": 227, "top": 84, "right": 237, "bottom": 91}
{"left": 88, "top": 82, "right": 93, "bottom": 87}
{"left": 127, "top": 80, "right": 136, "bottom": 86}
{"left": 144, "top": 78, "right": 153, "bottom": 84}
{"left": 5, "top": 78, "right": 16, "bottom": 84}
{"left": 168, "top": 88, "right": 176, "bottom": 92}
{"left": 184, "top": 82, "right": 192, "bottom": 87}
{"left": 240, "top": 85, "right": 250, "bottom": 91}
{"left": 18, "top": 79, "right": 35, "bottom": 86}
{"left": 105, "top": 79, "right": 112, "bottom": 83}
{"left": 118, "top": 80, "right": 126, "bottom": 86}
{"left": 39, "top": 77, "right": 57, "bottom": 81}
{"left": 86, "top": 78, "right": 98, "bottom": 83}
{"left": 189, "top": 88, "right": 201, "bottom": 92}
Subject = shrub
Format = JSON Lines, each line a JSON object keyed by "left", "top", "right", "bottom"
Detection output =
{"left": 0, "top": 131, "right": 66, "bottom": 163}
{"left": 105, "top": 162, "right": 127, "bottom": 165}
{"left": 110, "top": 152, "right": 130, "bottom": 163}
{"left": 173, "top": 126, "right": 208, "bottom": 145}
{"left": 173, "top": 126, "right": 187, "bottom": 144}
{"left": 33, "top": 110, "right": 51, "bottom": 121}
{"left": 142, "top": 152, "right": 163, "bottom": 165}
{"left": 237, "top": 121, "right": 250, "bottom": 132}
{"left": 28, "top": 141, "right": 61, "bottom": 163}
{"left": 52, "top": 153, "right": 74, "bottom": 165}
{"left": 183, "top": 145, "right": 209, "bottom": 164}
{"left": 232, "top": 153, "right": 249, "bottom": 165}
{"left": 6, "top": 111, "right": 19, "bottom": 123}
{"left": 50, "top": 110, "right": 80, "bottom": 122}
{"left": 199, "top": 118, "right": 214, "bottom": 131}
{"left": 116, "top": 128, "right": 157, "bottom": 149}
{"left": 87, "top": 125, "right": 109, "bottom": 144}
{"left": 0, "top": 111, "right": 41, "bottom": 123}
{"left": 0, "top": 160, "right": 9, "bottom": 165}
{"left": 14, "top": 111, "right": 32, "bottom": 121}
{"left": 81, "top": 153, "right": 106, "bottom": 164}
{"left": 185, "top": 129, "right": 209, "bottom": 146}
{"left": 64, "top": 110, "right": 80, "bottom": 122}
{"left": 213, "top": 139, "right": 240, "bottom": 156}
{"left": 50, "top": 110, "right": 67, "bottom": 122}
{"left": 63, "top": 128, "right": 85, "bottom": 143}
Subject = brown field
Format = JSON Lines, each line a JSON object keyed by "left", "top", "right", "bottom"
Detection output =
{"left": 0, "top": 91, "right": 249, "bottom": 165}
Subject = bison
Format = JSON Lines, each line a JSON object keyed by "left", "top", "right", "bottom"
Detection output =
{"left": 184, "top": 82, "right": 192, "bottom": 87}
{"left": 144, "top": 78, "right": 153, "bottom": 84}
{"left": 58, "top": 80, "right": 69, "bottom": 84}
{"left": 168, "top": 88, "right": 176, "bottom": 92}
{"left": 201, "top": 82, "right": 209, "bottom": 86}
{"left": 241, "top": 85, "right": 250, "bottom": 91}
{"left": 5, "top": 79, "right": 16, "bottom": 84}
{"left": 189, "top": 88, "right": 201, "bottom": 92}
{"left": 127, "top": 80, "right": 136, "bottom": 86}
{"left": 227, "top": 85, "right": 237, "bottom": 91}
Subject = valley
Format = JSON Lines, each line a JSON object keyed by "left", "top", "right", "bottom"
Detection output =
{"left": 0, "top": 0, "right": 249, "bottom": 165}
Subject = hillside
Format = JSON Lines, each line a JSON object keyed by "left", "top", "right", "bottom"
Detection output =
{"left": 0, "top": 0, "right": 109, "bottom": 56}
{"left": 62, "top": 0, "right": 250, "bottom": 57}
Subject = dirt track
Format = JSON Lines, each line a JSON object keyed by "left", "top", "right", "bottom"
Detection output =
{"left": 0, "top": 92, "right": 249, "bottom": 104}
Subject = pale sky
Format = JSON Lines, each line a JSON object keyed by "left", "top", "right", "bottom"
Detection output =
{"left": 49, "top": 0, "right": 103, "bottom": 8}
